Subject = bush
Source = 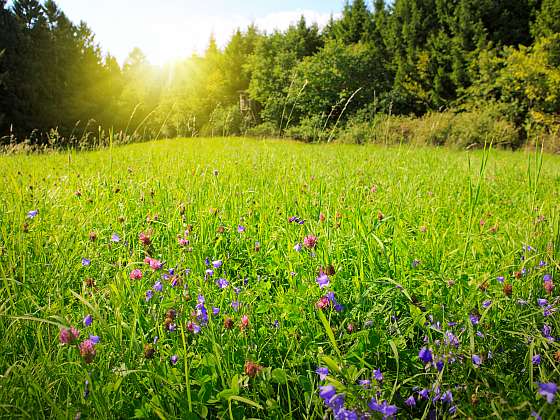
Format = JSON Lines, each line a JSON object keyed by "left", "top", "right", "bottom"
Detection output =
{"left": 335, "top": 108, "right": 520, "bottom": 149}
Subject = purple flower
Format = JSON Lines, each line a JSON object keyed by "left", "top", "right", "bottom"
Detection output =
{"left": 231, "top": 300, "right": 240, "bottom": 311}
{"left": 537, "top": 298, "right": 548, "bottom": 307}
{"left": 442, "top": 390, "right": 453, "bottom": 404}
{"left": 153, "top": 281, "right": 162, "bottom": 292}
{"left": 216, "top": 278, "right": 229, "bottom": 288}
{"left": 368, "top": 399, "right": 398, "bottom": 418}
{"left": 418, "top": 389, "right": 429, "bottom": 399}
{"left": 539, "top": 261, "right": 547, "bottom": 267}
{"left": 89, "top": 335, "right": 100, "bottom": 344}
{"left": 83, "top": 314, "right": 93, "bottom": 327}
{"left": 531, "top": 411, "right": 542, "bottom": 420}
{"left": 532, "top": 354, "right": 541, "bottom": 365}
{"left": 318, "top": 385, "right": 336, "bottom": 401}
{"left": 237, "top": 225, "right": 245, "bottom": 233}
{"left": 212, "top": 307, "right": 220, "bottom": 316}
{"left": 26, "top": 209, "right": 38, "bottom": 219}
{"left": 374, "top": 369, "right": 383, "bottom": 382}
{"left": 538, "top": 382, "right": 557, "bottom": 403}
{"left": 170, "top": 355, "right": 178, "bottom": 365}
{"left": 449, "top": 406, "right": 457, "bottom": 414}
{"left": 544, "top": 274, "right": 552, "bottom": 282}
{"left": 294, "top": 243, "right": 302, "bottom": 252}
{"left": 111, "top": 233, "right": 120, "bottom": 242}
{"left": 436, "top": 360, "right": 444, "bottom": 372}
{"left": 469, "top": 313, "right": 480, "bottom": 325}
{"left": 418, "top": 347, "right": 433, "bottom": 364}
{"left": 204, "top": 257, "right": 210, "bottom": 266}
{"left": 405, "top": 395, "right": 416, "bottom": 407}
{"left": 84, "top": 379, "right": 89, "bottom": 399}
{"left": 145, "top": 290, "right": 153, "bottom": 302}
{"left": 205, "top": 269, "right": 214, "bottom": 277}
{"left": 212, "top": 260, "right": 222, "bottom": 269}
{"left": 315, "top": 367, "right": 329, "bottom": 380}
{"left": 482, "top": 300, "right": 492, "bottom": 308}
{"left": 542, "top": 324, "right": 554, "bottom": 341}
{"left": 411, "top": 259, "right": 420, "bottom": 268}
{"left": 517, "top": 299, "right": 529, "bottom": 305}
{"left": 476, "top": 331, "right": 484, "bottom": 338}
{"left": 81, "top": 258, "right": 91, "bottom": 266}
{"left": 359, "top": 379, "right": 371, "bottom": 388}
{"left": 316, "top": 273, "right": 330, "bottom": 289}
{"left": 472, "top": 354, "right": 482, "bottom": 367}
{"left": 497, "top": 276, "right": 505, "bottom": 283}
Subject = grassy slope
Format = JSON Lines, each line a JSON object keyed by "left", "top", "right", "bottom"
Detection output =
{"left": 0, "top": 137, "right": 559, "bottom": 419}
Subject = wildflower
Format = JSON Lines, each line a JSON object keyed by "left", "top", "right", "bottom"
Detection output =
{"left": 205, "top": 268, "right": 214, "bottom": 277}
{"left": 212, "top": 260, "right": 222, "bottom": 269}
{"left": 497, "top": 276, "right": 505, "bottom": 283}
{"left": 418, "top": 389, "right": 429, "bottom": 399}
{"left": 223, "top": 316, "right": 234, "bottom": 329}
{"left": 187, "top": 321, "right": 201, "bottom": 334}
{"left": 316, "top": 296, "right": 329, "bottom": 309}
{"left": 411, "top": 259, "right": 420, "bottom": 268}
{"left": 84, "top": 379, "right": 89, "bottom": 399}
{"left": 178, "top": 237, "right": 189, "bottom": 246}
{"left": 212, "top": 307, "right": 220, "bottom": 316}
{"left": 449, "top": 406, "right": 457, "bottom": 414}
{"left": 144, "top": 257, "right": 162, "bottom": 270}
{"left": 537, "top": 298, "right": 548, "bottom": 307}
{"left": 315, "top": 367, "right": 329, "bottom": 381}
{"left": 316, "top": 272, "right": 330, "bottom": 289}
{"left": 153, "top": 281, "right": 162, "bottom": 292}
{"left": 482, "top": 300, "right": 492, "bottom": 309}
{"left": 240, "top": 315, "right": 249, "bottom": 330}
{"left": 59, "top": 326, "right": 80, "bottom": 344}
{"left": 231, "top": 300, "right": 240, "bottom": 311}
{"left": 405, "top": 395, "right": 416, "bottom": 407}
{"left": 319, "top": 385, "right": 336, "bottom": 401}
{"left": 418, "top": 347, "right": 433, "bottom": 364}
{"left": 83, "top": 314, "right": 93, "bottom": 327}
{"left": 145, "top": 290, "right": 153, "bottom": 302}
{"left": 27, "top": 210, "right": 38, "bottom": 219}
{"left": 129, "top": 269, "right": 142, "bottom": 280}
{"left": 442, "top": 390, "right": 453, "bottom": 404}
{"left": 143, "top": 344, "right": 155, "bottom": 359}
{"left": 436, "top": 360, "right": 444, "bottom": 372}
{"left": 216, "top": 278, "right": 229, "bottom": 288}
{"left": 531, "top": 411, "right": 542, "bottom": 420}
{"left": 544, "top": 280, "right": 554, "bottom": 295}
{"left": 81, "top": 258, "right": 91, "bottom": 266}
{"left": 237, "top": 225, "right": 245, "bottom": 233}
{"left": 359, "top": 379, "right": 371, "bottom": 388}
{"left": 543, "top": 305, "right": 555, "bottom": 317}
{"left": 89, "top": 335, "right": 100, "bottom": 344}
{"left": 368, "top": 399, "right": 398, "bottom": 418}
{"left": 542, "top": 324, "right": 554, "bottom": 341}
{"left": 79, "top": 339, "right": 96, "bottom": 364}
{"left": 472, "top": 354, "right": 482, "bottom": 367}
{"left": 111, "top": 233, "right": 120, "bottom": 243}
{"left": 303, "top": 235, "right": 317, "bottom": 249}
{"left": 244, "top": 361, "right": 263, "bottom": 378}
{"left": 532, "top": 354, "right": 541, "bottom": 365}
{"left": 170, "top": 355, "right": 178, "bottom": 365}
{"left": 538, "top": 382, "right": 557, "bottom": 403}
{"left": 294, "top": 243, "right": 302, "bottom": 252}
{"left": 469, "top": 312, "right": 480, "bottom": 325}
{"left": 139, "top": 232, "right": 151, "bottom": 246}
{"left": 347, "top": 323, "right": 354, "bottom": 333}
{"left": 373, "top": 369, "right": 383, "bottom": 382}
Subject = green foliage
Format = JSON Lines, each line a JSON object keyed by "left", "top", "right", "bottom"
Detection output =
{"left": 0, "top": 137, "right": 559, "bottom": 418}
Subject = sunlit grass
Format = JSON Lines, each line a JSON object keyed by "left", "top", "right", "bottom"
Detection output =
{"left": 0, "top": 137, "right": 559, "bottom": 418}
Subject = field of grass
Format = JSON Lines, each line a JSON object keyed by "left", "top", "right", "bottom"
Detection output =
{"left": 0, "top": 137, "right": 559, "bottom": 419}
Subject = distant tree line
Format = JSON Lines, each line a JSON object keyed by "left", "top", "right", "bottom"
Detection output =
{"left": 1, "top": 0, "right": 559, "bottom": 149}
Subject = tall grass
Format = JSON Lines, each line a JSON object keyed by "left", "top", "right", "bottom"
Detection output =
{"left": 0, "top": 138, "right": 558, "bottom": 419}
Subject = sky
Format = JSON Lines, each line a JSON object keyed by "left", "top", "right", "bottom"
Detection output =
{"left": 47, "top": 0, "right": 345, "bottom": 65}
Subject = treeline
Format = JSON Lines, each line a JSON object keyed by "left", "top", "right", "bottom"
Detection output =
{"left": 1, "top": 0, "right": 559, "bottom": 150}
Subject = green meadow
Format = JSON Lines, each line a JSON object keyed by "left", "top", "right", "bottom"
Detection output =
{"left": 0, "top": 137, "right": 559, "bottom": 419}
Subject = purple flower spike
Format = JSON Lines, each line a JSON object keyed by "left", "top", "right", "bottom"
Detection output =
{"left": 405, "top": 395, "right": 416, "bottom": 407}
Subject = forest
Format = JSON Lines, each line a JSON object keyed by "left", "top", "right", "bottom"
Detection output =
{"left": 1, "top": 0, "right": 559, "bottom": 150}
